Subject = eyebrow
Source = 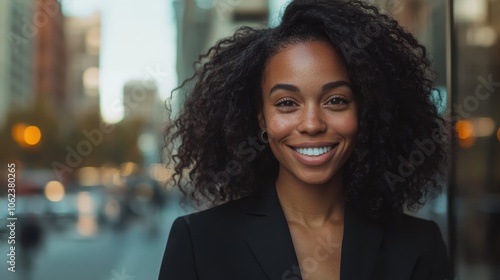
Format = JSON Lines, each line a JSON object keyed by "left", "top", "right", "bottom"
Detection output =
{"left": 269, "top": 80, "right": 352, "bottom": 95}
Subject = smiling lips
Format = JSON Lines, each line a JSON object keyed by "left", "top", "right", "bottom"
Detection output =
{"left": 289, "top": 143, "right": 339, "bottom": 166}
{"left": 294, "top": 146, "right": 334, "bottom": 156}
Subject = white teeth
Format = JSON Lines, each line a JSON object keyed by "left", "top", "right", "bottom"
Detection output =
{"left": 295, "top": 146, "right": 333, "bottom": 156}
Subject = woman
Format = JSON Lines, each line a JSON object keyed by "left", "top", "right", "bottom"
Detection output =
{"left": 159, "top": 0, "right": 451, "bottom": 279}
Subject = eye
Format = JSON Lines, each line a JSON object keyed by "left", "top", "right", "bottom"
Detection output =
{"left": 326, "top": 96, "right": 348, "bottom": 106}
{"left": 275, "top": 98, "right": 297, "bottom": 107}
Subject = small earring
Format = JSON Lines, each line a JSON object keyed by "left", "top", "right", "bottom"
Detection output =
{"left": 258, "top": 130, "right": 269, "bottom": 143}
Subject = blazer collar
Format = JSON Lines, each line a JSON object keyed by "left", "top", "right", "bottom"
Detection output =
{"left": 240, "top": 180, "right": 383, "bottom": 280}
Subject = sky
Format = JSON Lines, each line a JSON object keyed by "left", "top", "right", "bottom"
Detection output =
{"left": 62, "top": 0, "right": 177, "bottom": 123}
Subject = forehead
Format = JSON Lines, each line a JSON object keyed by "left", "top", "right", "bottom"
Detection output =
{"left": 262, "top": 40, "right": 349, "bottom": 86}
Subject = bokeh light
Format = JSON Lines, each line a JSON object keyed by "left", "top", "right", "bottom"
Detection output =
{"left": 12, "top": 124, "right": 42, "bottom": 146}
{"left": 456, "top": 120, "right": 474, "bottom": 139}
{"left": 77, "top": 191, "right": 94, "bottom": 215}
{"left": 24, "top": 125, "right": 42, "bottom": 145}
{"left": 44, "top": 181, "right": 66, "bottom": 202}
{"left": 471, "top": 117, "right": 495, "bottom": 137}
{"left": 148, "top": 163, "right": 173, "bottom": 182}
{"left": 83, "top": 67, "right": 100, "bottom": 91}
{"left": 76, "top": 215, "right": 98, "bottom": 236}
{"left": 78, "top": 167, "right": 100, "bottom": 186}
{"left": 120, "top": 162, "right": 138, "bottom": 177}
{"left": 76, "top": 191, "right": 98, "bottom": 236}
{"left": 456, "top": 120, "right": 476, "bottom": 148}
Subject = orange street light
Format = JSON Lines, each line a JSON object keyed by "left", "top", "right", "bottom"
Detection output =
{"left": 456, "top": 120, "right": 476, "bottom": 148}
{"left": 24, "top": 125, "right": 42, "bottom": 146}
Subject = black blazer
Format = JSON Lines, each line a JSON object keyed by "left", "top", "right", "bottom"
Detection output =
{"left": 159, "top": 181, "right": 451, "bottom": 280}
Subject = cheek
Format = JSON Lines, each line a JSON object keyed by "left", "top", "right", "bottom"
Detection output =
{"left": 331, "top": 112, "right": 358, "bottom": 138}
{"left": 265, "top": 114, "right": 295, "bottom": 141}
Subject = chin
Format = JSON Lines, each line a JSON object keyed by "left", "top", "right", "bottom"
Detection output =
{"left": 295, "top": 171, "right": 338, "bottom": 186}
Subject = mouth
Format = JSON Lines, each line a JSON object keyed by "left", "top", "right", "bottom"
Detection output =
{"left": 288, "top": 143, "right": 338, "bottom": 166}
{"left": 292, "top": 145, "right": 336, "bottom": 156}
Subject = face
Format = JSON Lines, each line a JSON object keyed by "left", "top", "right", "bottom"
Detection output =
{"left": 259, "top": 40, "right": 358, "bottom": 186}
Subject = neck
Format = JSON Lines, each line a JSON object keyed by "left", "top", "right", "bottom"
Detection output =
{"left": 275, "top": 171, "right": 345, "bottom": 229}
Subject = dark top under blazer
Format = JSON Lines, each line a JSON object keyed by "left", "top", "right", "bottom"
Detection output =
{"left": 159, "top": 181, "right": 451, "bottom": 280}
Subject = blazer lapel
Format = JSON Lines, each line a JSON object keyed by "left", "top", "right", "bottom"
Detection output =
{"left": 241, "top": 180, "right": 303, "bottom": 280}
{"left": 340, "top": 205, "right": 384, "bottom": 280}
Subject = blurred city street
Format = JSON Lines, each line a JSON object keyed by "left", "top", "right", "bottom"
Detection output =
{"left": 0, "top": 199, "right": 189, "bottom": 280}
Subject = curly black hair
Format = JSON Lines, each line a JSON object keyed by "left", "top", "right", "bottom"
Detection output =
{"left": 163, "top": 0, "right": 448, "bottom": 222}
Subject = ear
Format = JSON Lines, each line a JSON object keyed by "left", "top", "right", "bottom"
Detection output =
{"left": 257, "top": 111, "right": 266, "bottom": 131}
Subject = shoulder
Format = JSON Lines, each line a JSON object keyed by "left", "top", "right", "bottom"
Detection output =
{"left": 383, "top": 214, "right": 444, "bottom": 248}
{"left": 374, "top": 214, "right": 452, "bottom": 279}
{"left": 393, "top": 214, "right": 443, "bottom": 237}
{"left": 394, "top": 214, "right": 441, "bottom": 232}
{"left": 371, "top": 214, "right": 447, "bottom": 268}
{"left": 381, "top": 214, "right": 451, "bottom": 277}
{"left": 165, "top": 194, "right": 260, "bottom": 267}
{"left": 172, "top": 194, "right": 255, "bottom": 233}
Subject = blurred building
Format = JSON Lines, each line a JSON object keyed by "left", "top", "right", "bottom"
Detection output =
{"left": 123, "top": 80, "right": 163, "bottom": 127}
{"left": 0, "top": 0, "right": 35, "bottom": 128}
{"left": 65, "top": 12, "right": 101, "bottom": 118}
{"left": 123, "top": 80, "right": 164, "bottom": 165}
{"left": 34, "top": 0, "right": 67, "bottom": 111}
{"left": 171, "top": 0, "right": 268, "bottom": 114}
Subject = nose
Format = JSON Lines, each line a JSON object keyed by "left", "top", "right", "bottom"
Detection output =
{"left": 297, "top": 105, "right": 327, "bottom": 135}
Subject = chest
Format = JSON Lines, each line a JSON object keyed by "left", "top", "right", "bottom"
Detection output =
{"left": 288, "top": 224, "right": 344, "bottom": 280}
